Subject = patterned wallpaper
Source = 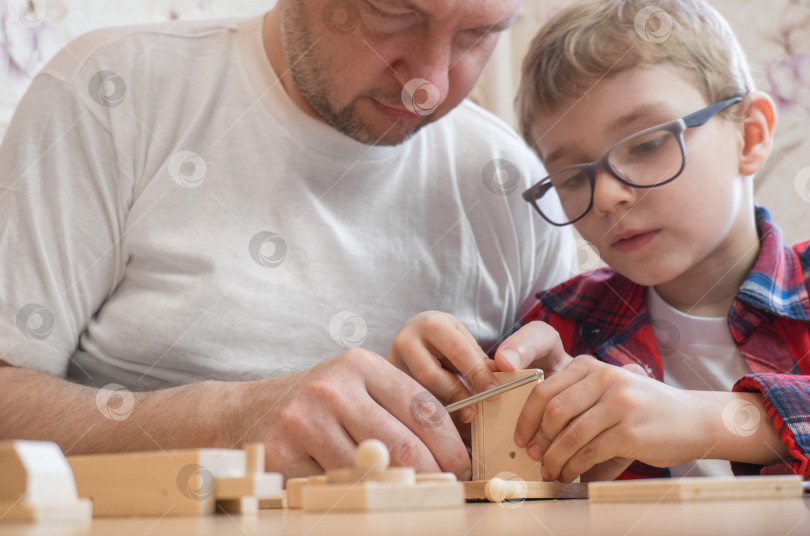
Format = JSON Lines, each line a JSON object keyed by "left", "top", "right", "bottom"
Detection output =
{"left": 2, "top": 0, "right": 809, "bottom": 242}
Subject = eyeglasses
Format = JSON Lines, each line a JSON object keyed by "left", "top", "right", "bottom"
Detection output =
{"left": 522, "top": 96, "right": 744, "bottom": 226}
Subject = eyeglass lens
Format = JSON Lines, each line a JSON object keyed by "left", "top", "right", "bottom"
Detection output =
{"left": 542, "top": 128, "right": 684, "bottom": 225}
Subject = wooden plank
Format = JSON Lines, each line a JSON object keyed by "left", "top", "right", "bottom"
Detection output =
{"left": 301, "top": 480, "right": 464, "bottom": 512}
{"left": 295, "top": 440, "right": 464, "bottom": 512}
{"left": 67, "top": 449, "right": 245, "bottom": 516}
{"left": 464, "top": 479, "right": 587, "bottom": 502}
{"left": 471, "top": 369, "right": 543, "bottom": 481}
{"left": 588, "top": 475, "right": 804, "bottom": 502}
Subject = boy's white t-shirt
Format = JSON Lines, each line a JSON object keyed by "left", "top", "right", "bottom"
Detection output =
{"left": 0, "top": 16, "right": 574, "bottom": 390}
{"left": 647, "top": 287, "right": 751, "bottom": 477}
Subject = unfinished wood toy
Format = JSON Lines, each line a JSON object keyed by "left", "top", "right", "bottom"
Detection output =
{"left": 0, "top": 440, "right": 92, "bottom": 522}
{"left": 589, "top": 475, "right": 803, "bottom": 502}
{"left": 295, "top": 439, "right": 464, "bottom": 512}
{"left": 463, "top": 477, "right": 588, "bottom": 502}
{"left": 471, "top": 369, "right": 543, "bottom": 482}
{"left": 67, "top": 443, "right": 282, "bottom": 516}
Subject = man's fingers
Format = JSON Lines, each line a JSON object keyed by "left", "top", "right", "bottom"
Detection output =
{"left": 365, "top": 359, "right": 470, "bottom": 478}
{"left": 424, "top": 318, "right": 498, "bottom": 398}
{"left": 300, "top": 425, "right": 357, "bottom": 472}
{"left": 494, "top": 321, "right": 573, "bottom": 375}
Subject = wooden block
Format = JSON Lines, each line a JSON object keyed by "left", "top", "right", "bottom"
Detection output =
{"left": 464, "top": 479, "right": 588, "bottom": 502}
{"left": 326, "top": 467, "right": 415, "bottom": 484}
{"left": 68, "top": 449, "right": 245, "bottom": 516}
{"left": 588, "top": 475, "right": 804, "bottom": 502}
{"left": 244, "top": 443, "right": 264, "bottom": 473}
{"left": 215, "top": 473, "right": 283, "bottom": 499}
{"left": 297, "top": 439, "right": 464, "bottom": 512}
{"left": 258, "top": 491, "right": 287, "bottom": 509}
{"left": 0, "top": 440, "right": 92, "bottom": 522}
{"left": 301, "top": 480, "right": 464, "bottom": 512}
{"left": 472, "top": 369, "right": 543, "bottom": 481}
{"left": 215, "top": 442, "right": 282, "bottom": 507}
{"left": 285, "top": 477, "right": 312, "bottom": 509}
{"left": 216, "top": 496, "right": 259, "bottom": 514}
{"left": 415, "top": 473, "right": 457, "bottom": 483}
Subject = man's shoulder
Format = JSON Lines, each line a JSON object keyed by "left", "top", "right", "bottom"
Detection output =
{"left": 40, "top": 18, "right": 246, "bottom": 83}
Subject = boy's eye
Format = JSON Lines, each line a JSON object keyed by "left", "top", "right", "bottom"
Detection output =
{"left": 553, "top": 169, "right": 588, "bottom": 190}
{"left": 627, "top": 133, "right": 670, "bottom": 156}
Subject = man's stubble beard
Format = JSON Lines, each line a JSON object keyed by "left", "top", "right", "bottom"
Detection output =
{"left": 280, "top": 1, "right": 431, "bottom": 146}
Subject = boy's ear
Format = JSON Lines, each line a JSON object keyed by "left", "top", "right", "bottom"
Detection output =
{"left": 737, "top": 91, "right": 777, "bottom": 176}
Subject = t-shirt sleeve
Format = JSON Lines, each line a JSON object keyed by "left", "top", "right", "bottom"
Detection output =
{"left": 731, "top": 373, "right": 810, "bottom": 478}
{"left": 0, "top": 72, "right": 129, "bottom": 377}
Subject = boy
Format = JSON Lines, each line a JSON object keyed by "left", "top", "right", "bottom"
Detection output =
{"left": 388, "top": 0, "right": 810, "bottom": 482}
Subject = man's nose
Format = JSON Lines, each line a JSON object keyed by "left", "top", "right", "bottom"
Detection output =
{"left": 393, "top": 38, "right": 451, "bottom": 114}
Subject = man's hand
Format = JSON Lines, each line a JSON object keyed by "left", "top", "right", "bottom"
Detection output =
{"left": 388, "top": 311, "right": 499, "bottom": 424}
{"left": 238, "top": 348, "right": 471, "bottom": 480}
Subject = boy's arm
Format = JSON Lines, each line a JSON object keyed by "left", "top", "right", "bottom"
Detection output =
{"left": 730, "top": 373, "right": 810, "bottom": 478}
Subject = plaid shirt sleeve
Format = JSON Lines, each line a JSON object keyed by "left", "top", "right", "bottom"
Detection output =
{"left": 731, "top": 373, "right": 810, "bottom": 478}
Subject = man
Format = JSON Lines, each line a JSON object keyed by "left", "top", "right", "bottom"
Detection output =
{"left": 0, "top": 0, "right": 572, "bottom": 479}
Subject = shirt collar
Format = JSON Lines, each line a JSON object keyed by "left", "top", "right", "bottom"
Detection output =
{"left": 735, "top": 206, "right": 810, "bottom": 321}
{"left": 542, "top": 206, "right": 810, "bottom": 330}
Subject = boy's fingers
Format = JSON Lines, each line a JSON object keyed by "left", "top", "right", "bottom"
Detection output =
{"left": 514, "top": 359, "right": 590, "bottom": 447}
{"left": 541, "top": 408, "right": 620, "bottom": 482}
{"left": 494, "top": 321, "right": 573, "bottom": 376}
{"left": 556, "top": 430, "right": 626, "bottom": 483}
{"left": 579, "top": 457, "right": 634, "bottom": 483}
{"left": 522, "top": 372, "right": 604, "bottom": 457}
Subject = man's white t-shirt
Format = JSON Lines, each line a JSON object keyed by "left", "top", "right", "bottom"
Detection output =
{"left": 647, "top": 287, "right": 751, "bottom": 477}
{"left": 0, "top": 16, "right": 573, "bottom": 390}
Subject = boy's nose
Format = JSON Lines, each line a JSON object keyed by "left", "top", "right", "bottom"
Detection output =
{"left": 591, "top": 168, "right": 637, "bottom": 216}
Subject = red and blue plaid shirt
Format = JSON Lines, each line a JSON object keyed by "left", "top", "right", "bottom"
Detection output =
{"left": 522, "top": 206, "right": 810, "bottom": 479}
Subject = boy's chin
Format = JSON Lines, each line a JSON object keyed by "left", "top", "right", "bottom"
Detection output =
{"left": 612, "top": 265, "right": 674, "bottom": 288}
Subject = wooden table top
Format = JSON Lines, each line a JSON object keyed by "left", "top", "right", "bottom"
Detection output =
{"left": 2, "top": 497, "right": 809, "bottom": 536}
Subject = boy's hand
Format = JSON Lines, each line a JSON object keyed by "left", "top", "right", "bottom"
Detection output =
{"left": 514, "top": 356, "right": 705, "bottom": 482}
{"left": 388, "top": 311, "right": 499, "bottom": 424}
{"left": 493, "top": 321, "right": 575, "bottom": 376}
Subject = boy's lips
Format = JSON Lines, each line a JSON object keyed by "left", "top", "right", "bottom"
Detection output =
{"left": 611, "top": 229, "right": 660, "bottom": 253}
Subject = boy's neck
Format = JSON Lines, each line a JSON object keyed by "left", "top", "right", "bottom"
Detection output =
{"left": 652, "top": 210, "right": 760, "bottom": 318}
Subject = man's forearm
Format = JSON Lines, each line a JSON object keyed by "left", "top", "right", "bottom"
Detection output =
{"left": 0, "top": 364, "right": 240, "bottom": 455}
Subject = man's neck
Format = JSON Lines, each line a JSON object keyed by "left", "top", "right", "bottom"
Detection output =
{"left": 262, "top": 9, "right": 323, "bottom": 122}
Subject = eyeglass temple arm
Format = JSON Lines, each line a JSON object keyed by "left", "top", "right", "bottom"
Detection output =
{"left": 522, "top": 181, "right": 553, "bottom": 202}
{"left": 682, "top": 96, "right": 744, "bottom": 128}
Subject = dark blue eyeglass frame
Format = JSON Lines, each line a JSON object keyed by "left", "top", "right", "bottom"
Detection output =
{"left": 522, "top": 96, "right": 744, "bottom": 227}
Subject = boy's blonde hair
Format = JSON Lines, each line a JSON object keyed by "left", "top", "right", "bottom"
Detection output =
{"left": 517, "top": 0, "right": 755, "bottom": 147}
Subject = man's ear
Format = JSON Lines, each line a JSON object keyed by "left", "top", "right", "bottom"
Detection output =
{"left": 738, "top": 91, "right": 777, "bottom": 176}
